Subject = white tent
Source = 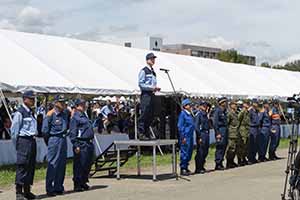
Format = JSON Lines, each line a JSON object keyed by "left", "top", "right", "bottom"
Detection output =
{"left": 0, "top": 29, "right": 299, "bottom": 98}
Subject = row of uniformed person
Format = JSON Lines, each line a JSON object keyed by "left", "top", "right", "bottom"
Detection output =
{"left": 177, "top": 97, "right": 282, "bottom": 176}
{"left": 11, "top": 91, "right": 94, "bottom": 200}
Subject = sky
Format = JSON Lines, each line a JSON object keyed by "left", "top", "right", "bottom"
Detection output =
{"left": 0, "top": 0, "right": 299, "bottom": 65}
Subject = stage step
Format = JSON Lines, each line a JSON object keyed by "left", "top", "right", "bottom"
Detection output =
{"left": 90, "top": 142, "right": 137, "bottom": 177}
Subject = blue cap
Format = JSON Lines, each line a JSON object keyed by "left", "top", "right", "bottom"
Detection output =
{"left": 54, "top": 94, "right": 66, "bottom": 102}
{"left": 146, "top": 53, "right": 157, "bottom": 60}
{"left": 198, "top": 100, "right": 208, "bottom": 106}
{"left": 251, "top": 98, "right": 259, "bottom": 104}
{"left": 182, "top": 99, "right": 192, "bottom": 107}
{"left": 23, "top": 90, "right": 35, "bottom": 99}
{"left": 74, "top": 98, "right": 86, "bottom": 106}
{"left": 218, "top": 97, "right": 227, "bottom": 104}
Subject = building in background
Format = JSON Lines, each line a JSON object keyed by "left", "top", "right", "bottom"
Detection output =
{"left": 162, "top": 43, "right": 256, "bottom": 66}
{"left": 162, "top": 44, "right": 222, "bottom": 59}
{"left": 123, "top": 36, "right": 163, "bottom": 51}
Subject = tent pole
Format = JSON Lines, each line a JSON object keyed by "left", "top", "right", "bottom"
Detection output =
{"left": 0, "top": 88, "right": 12, "bottom": 121}
{"left": 134, "top": 95, "right": 138, "bottom": 140}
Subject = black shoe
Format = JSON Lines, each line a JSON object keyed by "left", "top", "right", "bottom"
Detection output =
{"left": 226, "top": 162, "right": 236, "bottom": 169}
{"left": 16, "top": 193, "right": 25, "bottom": 200}
{"left": 24, "top": 192, "right": 36, "bottom": 200}
{"left": 55, "top": 191, "right": 64, "bottom": 195}
{"left": 24, "top": 185, "right": 36, "bottom": 200}
{"left": 46, "top": 192, "right": 56, "bottom": 197}
{"left": 180, "top": 169, "right": 190, "bottom": 176}
{"left": 74, "top": 185, "right": 84, "bottom": 192}
{"left": 81, "top": 183, "right": 90, "bottom": 191}
{"left": 273, "top": 154, "right": 280, "bottom": 160}
{"left": 195, "top": 166, "right": 206, "bottom": 174}
{"left": 215, "top": 164, "right": 225, "bottom": 171}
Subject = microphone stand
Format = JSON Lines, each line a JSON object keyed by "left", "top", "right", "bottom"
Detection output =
{"left": 160, "top": 69, "right": 182, "bottom": 109}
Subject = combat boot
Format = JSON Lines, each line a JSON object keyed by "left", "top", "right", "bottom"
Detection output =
{"left": 23, "top": 185, "right": 36, "bottom": 200}
{"left": 16, "top": 184, "right": 25, "bottom": 200}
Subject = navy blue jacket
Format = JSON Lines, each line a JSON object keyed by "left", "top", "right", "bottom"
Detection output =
{"left": 69, "top": 111, "right": 94, "bottom": 147}
{"left": 213, "top": 107, "right": 227, "bottom": 133}
{"left": 195, "top": 110, "right": 209, "bottom": 137}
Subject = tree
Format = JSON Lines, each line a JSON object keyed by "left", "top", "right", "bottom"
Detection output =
{"left": 261, "top": 62, "right": 271, "bottom": 68}
{"left": 217, "top": 49, "right": 251, "bottom": 65}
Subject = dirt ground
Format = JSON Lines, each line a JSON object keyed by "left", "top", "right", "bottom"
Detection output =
{"left": 0, "top": 149, "right": 288, "bottom": 200}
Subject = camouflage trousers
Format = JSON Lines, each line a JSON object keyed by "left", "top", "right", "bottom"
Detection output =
{"left": 226, "top": 137, "right": 238, "bottom": 162}
{"left": 237, "top": 134, "right": 249, "bottom": 160}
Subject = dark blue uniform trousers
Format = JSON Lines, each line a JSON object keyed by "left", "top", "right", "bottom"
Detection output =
{"left": 46, "top": 136, "right": 67, "bottom": 193}
{"left": 138, "top": 93, "right": 154, "bottom": 136}
{"left": 195, "top": 132, "right": 210, "bottom": 170}
{"left": 258, "top": 127, "right": 270, "bottom": 159}
{"left": 180, "top": 136, "right": 193, "bottom": 170}
{"left": 15, "top": 137, "right": 36, "bottom": 186}
{"left": 215, "top": 127, "right": 228, "bottom": 165}
{"left": 73, "top": 141, "right": 94, "bottom": 186}
{"left": 269, "top": 124, "right": 281, "bottom": 156}
{"left": 248, "top": 127, "right": 259, "bottom": 162}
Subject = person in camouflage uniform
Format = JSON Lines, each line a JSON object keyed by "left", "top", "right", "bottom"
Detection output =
{"left": 226, "top": 101, "right": 239, "bottom": 169}
{"left": 237, "top": 100, "right": 250, "bottom": 166}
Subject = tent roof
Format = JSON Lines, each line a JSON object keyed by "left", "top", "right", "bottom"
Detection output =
{"left": 0, "top": 29, "right": 299, "bottom": 98}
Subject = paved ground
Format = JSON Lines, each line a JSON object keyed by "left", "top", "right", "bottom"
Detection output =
{"left": 0, "top": 149, "right": 288, "bottom": 200}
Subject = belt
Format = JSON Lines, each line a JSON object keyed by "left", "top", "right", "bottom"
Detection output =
{"left": 18, "top": 135, "right": 36, "bottom": 140}
{"left": 250, "top": 126, "right": 259, "bottom": 128}
{"left": 77, "top": 138, "right": 93, "bottom": 143}
{"left": 141, "top": 91, "right": 154, "bottom": 95}
{"left": 49, "top": 132, "right": 67, "bottom": 137}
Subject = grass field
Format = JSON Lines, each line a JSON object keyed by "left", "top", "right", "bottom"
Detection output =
{"left": 0, "top": 138, "right": 293, "bottom": 188}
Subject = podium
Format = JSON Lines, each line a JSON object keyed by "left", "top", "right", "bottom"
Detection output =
{"left": 114, "top": 140, "right": 178, "bottom": 181}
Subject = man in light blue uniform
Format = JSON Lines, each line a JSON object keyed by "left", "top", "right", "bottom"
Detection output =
{"left": 69, "top": 99, "right": 94, "bottom": 192}
{"left": 11, "top": 90, "right": 37, "bottom": 200}
{"left": 138, "top": 53, "right": 161, "bottom": 140}
{"left": 42, "top": 95, "right": 69, "bottom": 197}
{"left": 178, "top": 99, "right": 195, "bottom": 176}
{"left": 213, "top": 97, "right": 228, "bottom": 170}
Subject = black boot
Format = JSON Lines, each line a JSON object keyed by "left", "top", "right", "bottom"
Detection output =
{"left": 215, "top": 164, "right": 225, "bottom": 171}
{"left": 23, "top": 185, "right": 36, "bottom": 200}
{"left": 16, "top": 184, "right": 25, "bottom": 200}
{"left": 81, "top": 183, "right": 90, "bottom": 190}
{"left": 74, "top": 183, "right": 84, "bottom": 192}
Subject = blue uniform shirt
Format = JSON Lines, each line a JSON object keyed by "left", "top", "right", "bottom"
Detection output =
{"left": 69, "top": 111, "right": 94, "bottom": 145}
{"left": 213, "top": 107, "right": 227, "bottom": 133}
{"left": 11, "top": 104, "right": 37, "bottom": 138}
{"left": 249, "top": 108, "right": 260, "bottom": 127}
{"left": 195, "top": 110, "right": 209, "bottom": 137}
{"left": 177, "top": 110, "right": 195, "bottom": 139}
{"left": 42, "top": 109, "right": 69, "bottom": 136}
{"left": 259, "top": 109, "right": 271, "bottom": 127}
{"left": 138, "top": 66, "right": 157, "bottom": 92}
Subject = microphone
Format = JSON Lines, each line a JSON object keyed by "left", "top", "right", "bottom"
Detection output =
{"left": 159, "top": 68, "right": 170, "bottom": 72}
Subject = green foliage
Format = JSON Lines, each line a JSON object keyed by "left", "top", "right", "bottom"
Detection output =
{"left": 261, "top": 62, "right": 271, "bottom": 68}
{"left": 217, "top": 49, "right": 250, "bottom": 65}
{"left": 260, "top": 60, "right": 300, "bottom": 72}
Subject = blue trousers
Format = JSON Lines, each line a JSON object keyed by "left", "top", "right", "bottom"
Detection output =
{"left": 195, "top": 132, "right": 210, "bottom": 170}
{"left": 138, "top": 93, "right": 154, "bottom": 136}
{"left": 248, "top": 127, "right": 259, "bottom": 162}
{"left": 215, "top": 127, "right": 228, "bottom": 165}
{"left": 180, "top": 136, "right": 194, "bottom": 170}
{"left": 46, "top": 136, "right": 67, "bottom": 193}
{"left": 15, "top": 137, "right": 36, "bottom": 186}
{"left": 269, "top": 124, "right": 281, "bottom": 156}
{"left": 258, "top": 127, "right": 270, "bottom": 159}
{"left": 73, "top": 141, "right": 94, "bottom": 186}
